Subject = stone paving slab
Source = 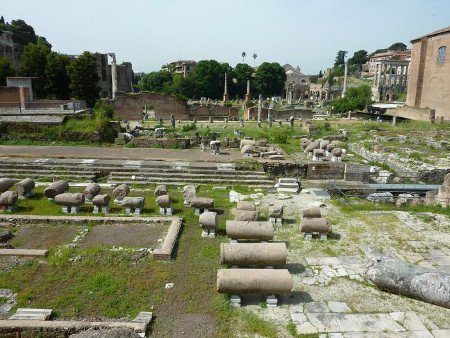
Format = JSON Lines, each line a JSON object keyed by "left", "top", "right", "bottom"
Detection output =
{"left": 0, "top": 249, "right": 48, "bottom": 257}
{"left": 304, "top": 313, "right": 406, "bottom": 333}
{"left": 305, "top": 256, "right": 340, "bottom": 266}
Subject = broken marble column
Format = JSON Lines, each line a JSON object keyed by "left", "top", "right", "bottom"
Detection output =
{"left": 312, "top": 148, "right": 325, "bottom": 161}
{"left": 331, "top": 147, "right": 343, "bottom": 162}
{"left": 0, "top": 178, "right": 14, "bottom": 194}
{"left": 300, "top": 218, "right": 330, "bottom": 240}
{"left": 183, "top": 185, "right": 196, "bottom": 206}
{"left": 0, "top": 190, "right": 18, "bottom": 212}
{"left": 44, "top": 180, "right": 69, "bottom": 200}
{"left": 366, "top": 256, "right": 450, "bottom": 309}
{"left": 226, "top": 220, "right": 274, "bottom": 241}
{"left": 304, "top": 140, "right": 320, "bottom": 154}
{"left": 15, "top": 178, "right": 35, "bottom": 198}
{"left": 156, "top": 194, "right": 172, "bottom": 215}
{"left": 235, "top": 209, "right": 258, "bottom": 221}
{"left": 199, "top": 211, "right": 217, "bottom": 238}
{"left": 220, "top": 243, "right": 287, "bottom": 267}
{"left": 113, "top": 183, "right": 130, "bottom": 201}
{"left": 191, "top": 197, "right": 214, "bottom": 215}
{"left": 302, "top": 207, "right": 321, "bottom": 219}
{"left": 154, "top": 184, "right": 168, "bottom": 197}
{"left": 92, "top": 194, "right": 111, "bottom": 213}
{"left": 269, "top": 205, "right": 283, "bottom": 225}
{"left": 83, "top": 183, "right": 101, "bottom": 202}
{"left": 217, "top": 268, "right": 293, "bottom": 307}
{"left": 54, "top": 192, "right": 85, "bottom": 214}
{"left": 120, "top": 197, "right": 145, "bottom": 215}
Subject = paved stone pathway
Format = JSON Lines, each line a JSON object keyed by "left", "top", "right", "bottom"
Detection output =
{"left": 290, "top": 301, "right": 449, "bottom": 337}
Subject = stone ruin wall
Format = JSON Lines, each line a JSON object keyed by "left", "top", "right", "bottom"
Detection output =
{"left": 189, "top": 104, "right": 239, "bottom": 119}
{"left": 112, "top": 92, "right": 190, "bottom": 121}
{"left": 245, "top": 107, "right": 314, "bottom": 120}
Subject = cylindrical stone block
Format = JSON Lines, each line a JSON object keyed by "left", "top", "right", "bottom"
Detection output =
{"left": 240, "top": 139, "right": 256, "bottom": 149}
{"left": 302, "top": 207, "right": 321, "bottom": 219}
{"left": 226, "top": 220, "right": 274, "bottom": 240}
{"left": 199, "top": 211, "right": 218, "bottom": 229}
{"left": 366, "top": 256, "right": 450, "bottom": 309}
{"left": 220, "top": 243, "right": 287, "bottom": 266}
{"left": 304, "top": 140, "right": 320, "bottom": 153}
{"left": 0, "top": 178, "right": 15, "bottom": 193}
{"left": 236, "top": 201, "right": 256, "bottom": 211}
{"left": 235, "top": 209, "right": 258, "bottom": 221}
{"left": 92, "top": 194, "right": 110, "bottom": 206}
{"left": 44, "top": 180, "right": 69, "bottom": 199}
{"left": 217, "top": 269, "right": 293, "bottom": 294}
{"left": 0, "top": 190, "right": 18, "bottom": 206}
{"left": 15, "top": 178, "right": 35, "bottom": 195}
{"left": 83, "top": 183, "right": 101, "bottom": 201}
{"left": 154, "top": 184, "right": 168, "bottom": 197}
{"left": 113, "top": 184, "right": 130, "bottom": 201}
{"left": 121, "top": 197, "right": 145, "bottom": 208}
{"left": 241, "top": 144, "right": 255, "bottom": 154}
{"left": 301, "top": 140, "right": 310, "bottom": 149}
{"left": 331, "top": 148, "right": 343, "bottom": 157}
{"left": 156, "top": 194, "right": 171, "bottom": 208}
{"left": 190, "top": 197, "right": 214, "bottom": 209}
{"left": 54, "top": 192, "right": 85, "bottom": 206}
{"left": 300, "top": 218, "right": 330, "bottom": 233}
{"left": 319, "top": 140, "right": 330, "bottom": 149}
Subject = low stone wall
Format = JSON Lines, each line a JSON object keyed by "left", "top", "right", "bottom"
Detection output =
{"left": 131, "top": 137, "right": 191, "bottom": 149}
{"left": 190, "top": 104, "right": 239, "bottom": 119}
{"left": 112, "top": 92, "right": 189, "bottom": 121}
{"left": 391, "top": 106, "right": 435, "bottom": 122}
{"left": 306, "top": 162, "right": 346, "bottom": 180}
{"left": 262, "top": 162, "right": 308, "bottom": 178}
{"left": 244, "top": 107, "right": 314, "bottom": 120}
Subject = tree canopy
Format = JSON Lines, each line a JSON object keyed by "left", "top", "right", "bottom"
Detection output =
{"left": 334, "top": 50, "right": 348, "bottom": 67}
{"left": 1, "top": 19, "right": 38, "bottom": 46}
{"left": 0, "top": 56, "right": 16, "bottom": 86}
{"left": 67, "top": 51, "right": 100, "bottom": 107}
{"left": 332, "top": 85, "right": 372, "bottom": 113}
{"left": 388, "top": 42, "right": 407, "bottom": 51}
{"left": 254, "top": 62, "right": 286, "bottom": 97}
{"left": 348, "top": 50, "right": 368, "bottom": 68}
{"left": 44, "top": 52, "right": 71, "bottom": 99}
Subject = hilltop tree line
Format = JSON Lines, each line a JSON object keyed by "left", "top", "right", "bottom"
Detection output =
{"left": 0, "top": 16, "right": 100, "bottom": 106}
{"left": 140, "top": 61, "right": 287, "bottom": 100}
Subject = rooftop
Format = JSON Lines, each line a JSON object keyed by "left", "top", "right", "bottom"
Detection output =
{"left": 411, "top": 25, "right": 450, "bottom": 42}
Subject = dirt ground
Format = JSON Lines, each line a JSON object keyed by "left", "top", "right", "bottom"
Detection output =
{"left": 79, "top": 223, "right": 168, "bottom": 249}
{"left": 9, "top": 224, "right": 79, "bottom": 249}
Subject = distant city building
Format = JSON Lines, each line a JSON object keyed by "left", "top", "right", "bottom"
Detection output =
{"left": 365, "top": 50, "right": 411, "bottom": 76}
{"left": 402, "top": 26, "right": 450, "bottom": 121}
{"left": 283, "top": 64, "right": 310, "bottom": 101}
{"left": 0, "top": 30, "right": 22, "bottom": 67}
{"left": 164, "top": 60, "right": 197, "bottom": 78}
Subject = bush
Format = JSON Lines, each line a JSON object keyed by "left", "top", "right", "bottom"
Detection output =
{"left": 181, "top": 122, "right": 197, "bottom": 132}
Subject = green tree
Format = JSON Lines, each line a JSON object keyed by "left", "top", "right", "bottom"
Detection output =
{"left": 334, "top": 50, "right": 348, "bottom": 67}
{"left": 388, "top": 42, "right": 407, "bottom": 51}
{"left": 18, "top": 43, "right": 51, "bottom": 98}
{"left": 37, "top": 36, "right": 52, "bottom": 50}
{"left": 0, "top": 56, "right": 16, "bottom": 86}
{"left": 166, "top": 74, "right": 198, "bottom": 99}
{"left": 232, "top": 63, "right": 254, "bottom": 98}
{"left": 67, "top": 51, "right": 100, "bottom": 107}
{"left": 332, "top": 85, "right": 372, "bottom": 113}
{"left": 140, "top": 70, "right": 173, "bottom": 92}
{"left": 44, "top": 52, "right": 71, "bottom": 99}
{"left": 372, "top": 48, "right": 388, "bottom": 55}
{"left": 254, "top": 62, "right": 286, "bottom": 97}
{"left": 348, "top": 50, "right": 368, "bottom": 69}
{"left": 192, "top": 59, "right": 225, "bottom": 99}
{"left": 8, "top": 19, "right": 37, "bottom": 46}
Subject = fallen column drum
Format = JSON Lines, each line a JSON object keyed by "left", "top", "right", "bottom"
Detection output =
{"left": 15, "top": 178, "right": 35, "bottom": 196}
{"left": 217, "top": 269, "right": 293, "bottom": 294}
{"left": 366, "top": 256, "right": 450, "bottom": 309}
{"left": 113, "top": 183, "right": 130, "bottom": 201}
{"left": 226, "top": 221, "right": 274, "bottom": 240}
{"left": 220, "top": 243, "right": 287, "bottom": 266}
{"left": 199, "top": 211, "right": 218, "bottom": 229}
{"left": 300, "top": 218, "right": 330, "bottom": 233}
{"left": 0, "top": 191, "right": 18, "bottom": 206}
{"left": 92, "top": 194, "right": 111, "bottom": 206}
{"left": 302, "top": 207, "right": 321, "bottom": 219}
{"left": 54, "top": 193, "right": 85, "bottom": 206}
{"left": 156, "top": 194, "right": 171, "bottom": 208}
{"left": 0, "top": 178, "right": 15, "bottom": 193}
{"left": 44, "top": 180, "right": 69, "bottom": 199}
{"left": 83, "top": 183, "right": 101, "bottom": 201}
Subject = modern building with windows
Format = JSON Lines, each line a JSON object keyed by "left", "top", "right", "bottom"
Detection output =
{"left": 402, "top": 26, "right": 450, "bottom": 121}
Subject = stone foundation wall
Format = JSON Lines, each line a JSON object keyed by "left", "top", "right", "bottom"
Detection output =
{"left": 190, "top": 104, "right": 239, "bottom": 119}
{"left": 131, "top": 137, "right": 191, "bottom": 149}
{"left": 262, "top": 162, "right": 308, "bottom": 178}
{"left": 112, "top": 92, "right": 189, "bottom": 121}
{"left": 392, "top": 106, "right": 436, "bottom": 122}
{"left": 306, "top": 162, "right": 346, "bottom": 180}
{"left": 245, "top": 107, "right": 314, "bottom": 120}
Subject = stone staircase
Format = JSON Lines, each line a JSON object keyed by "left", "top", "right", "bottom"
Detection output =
{"left": 0, "top": 157, "right": 274, "bottom": 188}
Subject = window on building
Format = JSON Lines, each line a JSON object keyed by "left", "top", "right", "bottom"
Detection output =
{"left": 437, "top": 46, "right": 447, "bottom": 64}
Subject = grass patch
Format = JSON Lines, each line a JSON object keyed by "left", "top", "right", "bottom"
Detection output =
{"left": 0, "top": 296, "right": 8, "bottom": 306}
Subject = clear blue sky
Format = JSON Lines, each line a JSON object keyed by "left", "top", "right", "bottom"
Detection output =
{"left": 1, "top": 0, "right": 449, "bottom": 74}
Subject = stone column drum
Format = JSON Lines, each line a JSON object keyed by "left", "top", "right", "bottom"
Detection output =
{"left": 226, "top": 221, "right": 274, "bottom": 241}
{"left": 220, "top": 243, "right": 287, "bottom": 266}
